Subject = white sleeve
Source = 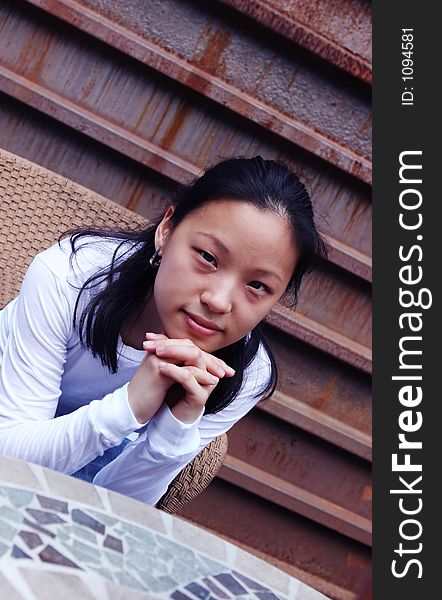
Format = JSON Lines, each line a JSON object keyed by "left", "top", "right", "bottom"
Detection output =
{"left": 93, "top": 344, "right": 272, "bottom": 505}
{"left": 0, "top": 256, "right": 145, "bottom": 474}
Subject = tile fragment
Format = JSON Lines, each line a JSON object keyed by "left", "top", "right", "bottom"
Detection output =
{"left": 103, "top": 533, "right": 123, "bottom": 553}
{"left": 1, "top": 487, "right": 33, "bottom": 508}
{"left": 135, "top": 570, "right": 162, "bottom": 590}
{"left": 196, "top": 555, "right": 227, "bottom": 575}
{"left": 11, "top": 544, "right": 32, "bottom": 559}
{"left": 185, "top": 581, "right": 211, "bottom": 598}
{"left": 115, "top": 570, "right": 146, "bottom": 591}
{"left": 71, "top": 524, "right": 97, "bottom": 544}
{"left": 23, "top": 517, "right": 56, "bottom": 539}
{"left": 214, "top": 573, "right": 248, "bottom": 595}
{"left": 0, "top": 458, "right": 42, "bottom": 490}
{"left": 25, "top": 508, "right": 66, "bottom": 525}
{"left": 0, "top": 506, "right": 24, "bottom": 524}
{"left": 233, "top": 570, "right": 268, "bottom": 590}
{"left": 126, "top": 547, "right": 152, "bottom": 571}
{"left": 158, "top": 536, "right": 195, "bottom": 560}
{"left": 71, "top": 509, "right": 105, "bottom": 534}
{"left": 108, "top": 491, "right": 167, "bottom": 534}
{"left": 36, "top": 495, "right": 69, "bottom": 514}
{"left": 255, "top": 592, "right": 283, "bottom": 600}
{"left": 39, "top": 544, "right": 81, "bottom": 569}
{"left": 18, "top": 530, "right": 43, "bottom": 549}
{"left": 87, "top": 509, "right": 118, "bottom": 526}
{"left": 154, "top": 575, "right": 178, "bottom": 591}
{"left": 0, "top": 541, "right": 9, "bottom": 557}
{"left": 202, "top": 577, "right": 230, "bottom": 599}
{"left": 0, "top": 519, "right": 18, "bottom": 542}
{"left": 103, "top": 548, "right": 124, "bottom": 568}
{"left": 121, "top": 521, "right": 155, "bottom": 544}
{"left": 171, "top": 592, "right": 194, "bottom": 600}
{"left": 60, "top": 539, "right": 101, "bottom": 565}
{"left": 87, "top": 565, "right": 115, "bottom": 583}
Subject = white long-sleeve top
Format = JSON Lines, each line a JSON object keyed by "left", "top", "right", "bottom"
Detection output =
{"left": 0, "top": 236, "right": 271, "bottom": 505}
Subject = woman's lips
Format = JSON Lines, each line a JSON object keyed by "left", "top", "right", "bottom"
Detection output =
{"left": 183, "top": 311, "right": 223, "bottom": 336}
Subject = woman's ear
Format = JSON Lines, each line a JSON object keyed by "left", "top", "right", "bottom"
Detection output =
{"left": 154, "top": 206, "right": 175, "bottom": 251}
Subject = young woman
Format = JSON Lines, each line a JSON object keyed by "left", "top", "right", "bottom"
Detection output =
{"left": 0, "top": 157, "right": 327, "bottom": 505}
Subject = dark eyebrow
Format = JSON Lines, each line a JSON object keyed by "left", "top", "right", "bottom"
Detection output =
{"left": 195, "top": 232, "right": 230, "bottom": 255}
{"left": 252, "top": 268, "right": 283, "bottom": 284}
{"left": 195, "top": 232, "right": 284, "bottom": 284}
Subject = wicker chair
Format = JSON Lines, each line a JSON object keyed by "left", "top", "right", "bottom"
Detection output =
{"left": 0, "top": 148, "right": 227, "bottom": 513}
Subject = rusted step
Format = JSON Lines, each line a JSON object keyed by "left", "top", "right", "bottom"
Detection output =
{"left": 262, "top": 325, "right": 371, "bottom": 458}
{"left": 23, "top": 0, "right": 372, "bottom": 183}
{"left": 218, "top": 0, "right": 372, "bottom": 83}
{"left": 219, "top": 455, "right": 371, "bottom": 545}
{"left": 260, "top": 390, "right": 371, "bottom": 460}
{"left": 269, "top": 305, "right": 371, "bottom": 373}
{"left": 223, "top": 409, "right": 371, "bottom": 544}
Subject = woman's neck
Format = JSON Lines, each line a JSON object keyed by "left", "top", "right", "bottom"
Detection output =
{"left": 121, "top": 296, "right": 163, "bottom": 349}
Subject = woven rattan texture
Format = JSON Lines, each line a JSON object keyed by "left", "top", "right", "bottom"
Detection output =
{"left": 0, "top": 148, "right": 146, "bottom": 309}
{"left": 156, "top": 432, "right": 228, "bottom": 513}
{"left": 0, "top": 148, "right": 227, "bottom": 514}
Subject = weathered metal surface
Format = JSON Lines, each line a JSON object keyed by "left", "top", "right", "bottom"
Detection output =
{"left": 261, "top": 390, "right": 371, "bottom": 460}
{"left": 180, "top": 479, "right": 371, "bottom": 600}
{"left": 262, "top": 325, "right": 372, "bottom": 459}
{"left": 25, "top": 0, "right": 372, "bottom": 183}
{"left": 218, "top": 0, "right": 372, "bottom": 83}
{"left": 291, "top": 265, "right": 371, "bottom": 348}
{"left": 300, "top": 163, "right": 371, "bottom": 269}
{"left": 0, "top": 93, "right": 174, "bottom": 218}
{"left": 326, "top": 235, "right": 371, "bottom": 283}
{"left": 269, "top": 304, "right": 371, "bottom": 374}
{"left": 220, "top": 456, "right": 371, "bottom": 545}
{"left": 221, "top": 408, "right": 371, "bottom": 543}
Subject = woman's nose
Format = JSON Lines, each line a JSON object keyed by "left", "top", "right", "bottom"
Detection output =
{"left": 200, "top": 282, "right": 233, "bottom": 314}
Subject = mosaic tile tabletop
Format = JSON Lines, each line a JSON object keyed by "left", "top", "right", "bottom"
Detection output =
{"left": 0, "top": 456, "right": 330, "bottom": 600}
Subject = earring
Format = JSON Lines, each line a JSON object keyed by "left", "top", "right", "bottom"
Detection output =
{"left": 149, "top": 248, "right": 162, "bottom": 268}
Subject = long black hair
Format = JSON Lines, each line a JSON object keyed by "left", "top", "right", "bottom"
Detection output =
{"left": 60, "top": 157, "right": 328, "bottom": 414}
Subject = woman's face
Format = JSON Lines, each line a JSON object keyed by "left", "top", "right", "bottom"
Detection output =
{"left": 148, "top": 200, "right": 298, "bottom": 352}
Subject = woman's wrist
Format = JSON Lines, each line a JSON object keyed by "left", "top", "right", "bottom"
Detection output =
{"left": 127, "top": 379, "right": 162, "bottom": 424}
{"left": 171, "top": 400, "right": 204, "bottom": 424}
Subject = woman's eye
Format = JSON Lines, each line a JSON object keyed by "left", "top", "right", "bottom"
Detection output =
{"left": 199, "top": 250, "right": 217, "bottom": 266}
{"left": 248, "top": 281, "right": 269, "bottom": 293}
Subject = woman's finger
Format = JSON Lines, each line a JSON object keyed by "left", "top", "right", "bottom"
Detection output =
{"left": 157, "top": 363, "right": 218, "bottom": 401}
{"left": 200, "top": 350, "right": 235, "bottom": 378}
{"left": 184, "top": 366, "right": 220, "bottom": 387}
{"left": 143, "top": 338, "right": 221, "bottom": 375}
{"left": 143, "top": 336, "right": 235, "bottom": 377}
{"left": 149, "top": 344, "right": 206, "bottom": 371}
{"left": 145, "top": 332, "right": 168, "bottom": 340}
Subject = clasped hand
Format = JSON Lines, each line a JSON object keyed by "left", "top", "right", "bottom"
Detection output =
{"left": 127, "top": 332, "right": 235, "bottom": 424}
